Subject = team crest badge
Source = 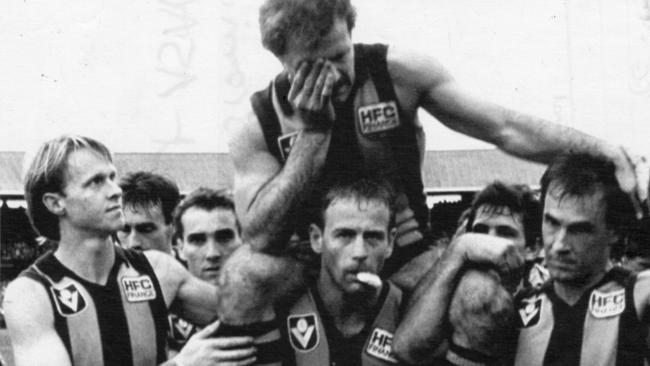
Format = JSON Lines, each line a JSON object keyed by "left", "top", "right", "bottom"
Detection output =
{"left": 518, "top": 298, "right": 542, "bottom": 328}
{"left": 169, "top": 314, "right": 197, "bottom": 340}
{"left": 277, "top": 131, "right": 299, "bottom": 161}
{"left": 357, "top": 101, "right": 400, "bottom": 135}
{"left": 121, "top": 275, "right": 157, "bottom": 302}
{"left": 51, "top": 283, "right": 87, "bottom": 316}
{"left": 365, "top": 328, "right": 398, "bottom": 363}
{"left": 288, "top": 313, "right": 319, "bottom": 352}
{"left": 589, "top": 289, "right": 625, "bottom": 318}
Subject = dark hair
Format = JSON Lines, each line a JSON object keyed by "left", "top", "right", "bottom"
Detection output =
{"left": 466, "top": 181, "right": 541, "bottom": 248}
{"left": 173, "top": 187, "right": 238, "bottom": 239}
{"left": 540, "top": 153, "right": 636, "bottom": 235}
{"left": 24, "top": 135, "right": 113, "bottom": 241}
{"left": 259, "top": 0, "right": 356, "bottom": 56}
{"left": 316, "top": 178, "right": 395, "bottom": 229}
{"left": 119, "top": 171, "right": 180, "bottom": 225}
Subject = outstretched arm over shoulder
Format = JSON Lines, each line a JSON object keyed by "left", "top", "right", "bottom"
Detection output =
{"left": 3, "top": 277, "right": 72, "bottom": 366}
{"left": 145, "top": 250, "right": 219, "bottom": 326}
{"left": 387, "top": 47, "right": 648, "bottom": 213}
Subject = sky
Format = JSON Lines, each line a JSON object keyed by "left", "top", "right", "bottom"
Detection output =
{"left": 0, "top": 0, "right": 649, "bottom": 156}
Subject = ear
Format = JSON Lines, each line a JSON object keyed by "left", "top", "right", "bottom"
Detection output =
{"left": 385, "top": 227, "right": 396, "bottom": 259}
{"left": 309, "top": 224, "right": 324, "bottom": 254}
{"left": 176, "top": 236, "right": 187, "bottom": 260}
{"left": 42, "top": 192, "right": 66, "bottom": 217}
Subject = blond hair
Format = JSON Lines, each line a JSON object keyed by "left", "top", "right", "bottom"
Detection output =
{"left": 24, "top": 135, "right": 113, "bottom": 241}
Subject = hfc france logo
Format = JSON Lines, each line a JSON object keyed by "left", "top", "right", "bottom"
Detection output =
{"left": 589, "top": 289, "right": 625, "bottom": 318}
{"left": 288, "top": 313, "right": 319, "bottom": 352}
{"left": 357, "top": 101, "right": 400, "bottom": 135}
{"left": 121, "top": 275, "right": 156, "bottom": 302}
{"left": 51, "top": 283, "right": 87, "bottom": 316}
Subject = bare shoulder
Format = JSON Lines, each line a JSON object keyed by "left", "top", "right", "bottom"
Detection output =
{"left": 634, "top": 269, "right": 650, "bottom": 320}
{"left": 3, "top": 276, "right": 53, "bottom": 338}
{"left": 385, "top": 44, "right": 453, "bottom": 91}
{"left": 228, "top": 110, "right": 268, "bottom": 164}
{"left": 143, "top": 250, "right": 186, "bottom": 307}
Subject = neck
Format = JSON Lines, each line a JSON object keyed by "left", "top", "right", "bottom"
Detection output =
{"left": 55, "top": 225, "right": 116, "bottom": 285}
{"left": 553, "top": 264, "right": 611, "bottom": 305}
{"left": 316, "top": 272, "right": 379, "bottom": 322}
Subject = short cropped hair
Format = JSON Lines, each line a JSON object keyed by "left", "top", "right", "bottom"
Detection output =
{"left": 259, "top": 0, "right": 356, "bottom": 56}
{"left": 466, "top": 181, "right": 541, "bottom": 248}
{"left": 316, "top": 178, "right": 395, "bottom": 229}
{"left": 24, "top": 135, "right": 113, "bottom": 241}
{"left": 540, "top": 153, "right": 636, "bottom": 235}
{"left": 173, "top": 187, "right": 238, "bottom": 240}
{"left": 119, "top": 171, "right": 180, "bottom": 225}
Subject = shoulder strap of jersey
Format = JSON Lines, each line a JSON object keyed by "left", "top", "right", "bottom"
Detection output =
{"left": 118, "top": 246, "right": 170, "bottom": 363}
{"left": 19, "top": 253, "right": 74, "bottom": 358}
{"left": 251, "top": 80, "right": 285, "bottom": 162}
{"left": 616, "top": 268, "right": 649, "bottom": 365}
{"left": 361, "top": 43, "right": 428, "bottom": 229}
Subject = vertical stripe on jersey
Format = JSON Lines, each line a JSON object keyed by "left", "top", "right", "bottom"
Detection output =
{"left": 514, "top": 295, "right": 554, "bottom": 366}
{"left": 580, "top": 309, "right": 620, "bottom": 366}
{"left": 117, "top": 265, "right": 157, "bottom": 366}
{"left": 543, "top": 292, "right": 589, "bottom": 366}
{"left": 94, "top": 275, "right": 134, "bottom": 366}
{"left": 64, "top": 278, "right": 105, "bottom": 366}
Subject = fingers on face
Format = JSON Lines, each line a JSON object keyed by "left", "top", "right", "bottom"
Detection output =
{"left": 289, "top": 59, "right": 337, "bottom": 109}
{"left": 287, "top": 61, "right": 310, "bottom": 102}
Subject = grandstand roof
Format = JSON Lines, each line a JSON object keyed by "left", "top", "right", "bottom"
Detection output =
{"left": 0, "top": 149, "right": 544, "bottom": 196}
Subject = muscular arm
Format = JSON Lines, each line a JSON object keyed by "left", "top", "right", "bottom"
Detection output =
{"left": 217, "top": 244, "right": 306, "bottom": 325}
{"left": 3, "top": 277, "right": 72, "bottom": 366}
{"left": 145, "top": 250, "right": 219, "bottom": 326}
{"left": 230, "top": 116, "right": 331, "bottom": 252}
{"left": 388, "top": 47, "right": 618, "bottom": 163}
{"left": 231, "top": 61, "right": 337, "bottom": 253}
{"left": 388, "top": 47, "right": 645, "bottom": 209}
{"left": 393, "top": 234, "right": 522, "bottom": 364}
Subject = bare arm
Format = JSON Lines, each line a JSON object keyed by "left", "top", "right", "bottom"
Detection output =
{"left": 393, "top": 234, "right": 522, "bottom": 364}
{"left": 388, "top": 47, "right": 647, "bottom": 214}
{"left": 217, "top": 244, "right": 306, "bottom": 325}
{"left": 230, "top": 61, "right": 337, "bottom": 252}
{"left": 3, "top": 277, "right": 72, "bottom": 366}
{"left": 145, "top": 250, "right": 219, "bottom": 326}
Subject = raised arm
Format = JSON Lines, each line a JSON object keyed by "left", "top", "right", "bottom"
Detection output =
{"left": 3, "top": 278, "right": 72, "bottom": 366}
{"left": 393, "top": 234, "right": 522, "bottom": 364}
{"left": 230, "top": 61, "right": 337, "bottom": 253}
{"left": 387, "top": 47, "right": 648, "bottom": 214}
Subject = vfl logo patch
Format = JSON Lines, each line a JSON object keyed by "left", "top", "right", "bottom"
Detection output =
{"left": 518, "top": 298, "right": 542, "bottom": 327}
{"left": 277, "top": 132, "right": 299, "bottom": 161}
{"left": 589, "top": 289, "right": 625, "bottom": 318}
{"left": 51, "top": 283, "right": 87, "bottom": 316}
{"left": 365, "top": 328, "right": 398, "bottom": 363}
{"left": 288, "top": 313, "right": 318, "bottom": 352}
{"left": 121, "top": 275, "right": 156, "bottom": 302}
{"left": 169, "top": 314, "right": 197, "bottom": 341}
{"left": 357, "top": 101, "right": 400, "bottom": 135}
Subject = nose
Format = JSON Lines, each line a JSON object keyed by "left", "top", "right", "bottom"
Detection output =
{"left": 350, "top": 235, "right": 368, "bottom": 262}
{"left": 125, "top": 231, "right": 143, "bottom": 250}
{"left": 549, "top": 228, "right": 571, "bottom": 254}
{"left": 108, "top": 178, "right": 122, "bottom": 201}
{"left": 205, "top": 238, "right": 222, "bottom": 261}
